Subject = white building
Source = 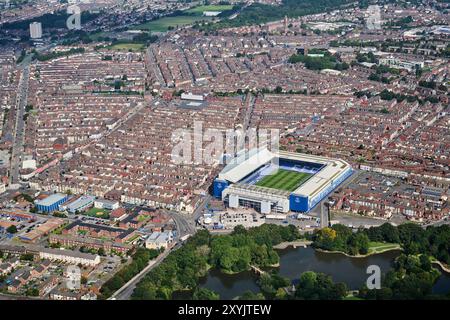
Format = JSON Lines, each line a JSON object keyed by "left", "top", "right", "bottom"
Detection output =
{"left": 38, "top": 248, "right": 100, "bottom": 266}
{"left": 378, "top": 57, "right": 424, "bottom": 72}
{"left": 219, "top": 211, "right": 264, "bottom": 229}
{"left": 60, "top": 195, "right": 95, "bottom": 214}
{"left": 94, "top": 199, "right": 120, "bottom": 210}
{"left": 30, "top": 22, "right": 42, "bottom": 39}
{"left": 22, "top": 156, "right": 37, "bottom": 170}
{"left": 145, "top": 231, "right": 173, "bottom": 250}
{"left": 181, "top": 92, "right": 204, "bottom": 101}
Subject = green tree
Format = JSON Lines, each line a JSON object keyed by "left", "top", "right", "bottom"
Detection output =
{"left": 239, "top": 291, "right": 265, "bottom": 300}
{"left": 25, "top": 288, "right": 39, "bottom": 296}
{"left": 192, "top": 288, "right": 220, "bottom": 300}
{"left": 348, "top": 232, "right": 369, "bottom": 255}
{"left": 296, "top": 271, "right": 347, "bottom": 300}
{"left": 6, "top": 225, "right": 17, "bottom": 234}
{"left": 20, "top": 253, "right": 34, "bottom": 261}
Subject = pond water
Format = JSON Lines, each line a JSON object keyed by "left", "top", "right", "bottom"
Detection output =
{"left": 198, "top": 246, "right": 450, "bottom": 299}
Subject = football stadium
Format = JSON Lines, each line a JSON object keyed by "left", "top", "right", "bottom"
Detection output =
{"left": 213, "top": 148, "right": 353, "bottom": 214}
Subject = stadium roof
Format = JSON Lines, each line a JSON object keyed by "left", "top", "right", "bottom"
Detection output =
{"left": 218, "top": 149, "right": 351, "bottom": 198}
{"left": 218, "top": 148, "right": 274, "bottom": 183}
{"left": 293, "top": 158, "right": 350, "bottom": 197}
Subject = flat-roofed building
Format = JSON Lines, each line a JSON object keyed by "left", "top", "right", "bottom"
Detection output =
{"left": 94, "top": 199, "right": 119, "bottom": 210}
{"left": 19, "top": 218, "right": 65, "bottom": 243}
{"left": 38, "top": 247, "right": 100, "bottom": 266}
{"left": 34, "top": 193, "right": 69, "bottom": 213}
{"left": 181, "top": 92, "right": 204, "bottom": 101}
{"left": 63, "top": 195, "right": 95, "bottom": 214}
{"left": 145, "top": 231, "right": 173, "bottom": 250}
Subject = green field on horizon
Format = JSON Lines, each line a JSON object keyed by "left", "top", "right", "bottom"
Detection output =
{"left": 131, "top": 15, "right": 213, "bottom": 32}
{"left": 255, "top": 169, "right": 312, "bottom": 192}
{"left": 185, "top": 4, "right": 233, "bottom": 14}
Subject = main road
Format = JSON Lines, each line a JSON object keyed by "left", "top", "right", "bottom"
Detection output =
{"left": 9, "top": 64, "right": 30, "bottom": 185}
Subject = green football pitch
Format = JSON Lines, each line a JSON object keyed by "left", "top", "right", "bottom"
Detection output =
{"left": 255, "top": 169, "right": 312, "bottom": 192}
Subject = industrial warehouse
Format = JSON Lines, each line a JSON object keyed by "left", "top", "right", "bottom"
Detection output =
{"left": 213, "top": 148, "right": 353, "bottom": 214}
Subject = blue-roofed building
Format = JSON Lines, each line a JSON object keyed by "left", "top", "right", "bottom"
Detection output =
{"left": 34, "top": 193, "right": 69, "bottom": 213}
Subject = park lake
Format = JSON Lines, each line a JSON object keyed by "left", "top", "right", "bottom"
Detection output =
{"left": 173, "top": 246, "right": 450, "bottom": 300}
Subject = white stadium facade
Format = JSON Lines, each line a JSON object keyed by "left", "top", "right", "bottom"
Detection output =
{"left": 213, "top": 148, "right": 353, "bottom": 214}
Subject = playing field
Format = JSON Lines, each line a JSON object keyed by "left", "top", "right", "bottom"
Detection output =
{"left": 255, "top": 169, "right": 312, "bottom": 192}
{"left": 185, "top": 5, "right": 233, "bottom": 14}
{"left": 132, "top": 16, "right": 213, "bottom": 32}
{"left": 85, "top": 207, "right": 110, "bottom": 219}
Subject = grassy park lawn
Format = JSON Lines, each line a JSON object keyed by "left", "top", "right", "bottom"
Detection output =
{"left": 255, "top": 169, "right": 312, "bottom": 192}
{"left": 132, "top": 16, "right": 213, "bottom": 32}
{"left": 367, "top": 242, "right": 401, "bottom": 254}
{"left": 85, "top": 207, "right": 110, "bottom": 219}
{"left": 185, "top": 5, "right": 233, "bottom": 14}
